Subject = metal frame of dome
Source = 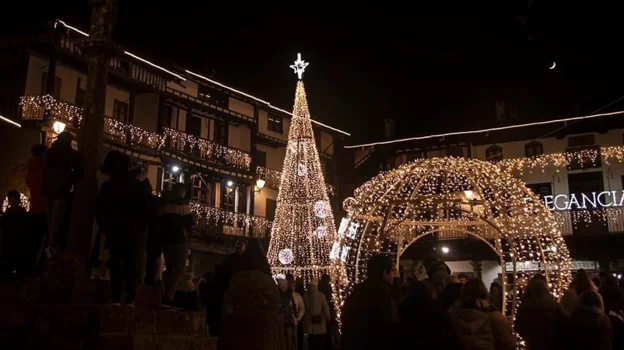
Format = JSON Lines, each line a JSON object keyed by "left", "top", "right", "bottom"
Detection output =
{"left": 330, "top": 157, "right": 572, "bottom": 330}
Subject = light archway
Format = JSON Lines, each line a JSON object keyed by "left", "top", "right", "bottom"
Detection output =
{"left": 330, "top": 157, "right": 572, "bottom": 325}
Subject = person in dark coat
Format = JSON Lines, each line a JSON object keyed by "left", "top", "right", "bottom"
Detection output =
{"left": 396, "top": 280, "right": 465, "bottom": 349}
{"left": 41, "top": 132, "right": 83, "bottom": 253}
{"left": 341, "top": 254, "right": 398, "bottom": 350}
{"left": 449, "top": 279, "right": 516, "bottom": 350}
{"left": 514, "top": 279, "right": 566, "bottom": 350}
{"left": 600, "top": 275, "right": 624, "bottom": 350}
{"left": 158, "top": 182, "right": 194, "bottom": 306}
{"left": 234, "top": 238, "right": 270, "bottom": 276}
{"left": 564, "top": 290, "right": 613, "bottom": 350}
{"left": 95, "top": 152, "right": 149, "bottom": 305}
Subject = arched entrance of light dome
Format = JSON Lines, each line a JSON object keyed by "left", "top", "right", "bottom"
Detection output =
{"left": 396, "top": 227, "right": 509, "bottom": 314}
{"left": 330, "top": 157, "right": 572, "bottom": 334}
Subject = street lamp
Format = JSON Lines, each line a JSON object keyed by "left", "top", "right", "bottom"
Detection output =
{"left": 255, "top": 178, "right": 266, "bottom": 193}
{"left": 53, "top": 121, "right": 66, "bottom": 134}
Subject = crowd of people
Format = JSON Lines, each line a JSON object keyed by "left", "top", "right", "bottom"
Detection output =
{"left": 0, "top": 133, "right": 82, "bottom": 279}
{"left": 340, "top": 256, "right": 624, "bottom": 350}
{"left": 3, "top": 135, "right": 624, "bottom": 350}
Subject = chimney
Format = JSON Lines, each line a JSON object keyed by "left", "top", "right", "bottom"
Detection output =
{"left": 384, "top": 118, "right": 395, "bottom": 139}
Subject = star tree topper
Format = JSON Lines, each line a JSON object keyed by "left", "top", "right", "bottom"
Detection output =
{"left": 290, "top": 53, "right": 309, "bottom": 80}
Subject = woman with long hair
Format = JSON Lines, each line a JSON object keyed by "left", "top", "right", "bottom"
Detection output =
{"left": 561, "top": 269, "right": 599, "bottom": 314}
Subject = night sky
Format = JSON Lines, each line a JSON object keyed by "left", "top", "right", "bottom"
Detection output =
{"left": 4, "top": 2, "right": 624, "bottom": 143}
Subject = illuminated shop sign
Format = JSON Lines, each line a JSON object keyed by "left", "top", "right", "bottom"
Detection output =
{"left": 543, "top": 191, "right": 624, "bottom": 211}
{"left": 505, "top": 260, "right": 597, "bottom": 272}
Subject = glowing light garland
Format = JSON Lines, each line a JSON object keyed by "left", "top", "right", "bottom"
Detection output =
{"left": 330, "top": 157, "right": 572, "bottom": 341}
{"left": 256, "top": 165, "right": 335, "bottom": 196}
{"left": 163, "top": 128, "right": 251, "bottom": 171}
{"left": 20, "top": 95, "right": 83, "bottom": 123}
{"left": 2, "top": 192, "right": 30, "bottom": 213}
{"left": 345, "top": 110, "right": 624, "bottom": 148}
{"left": 190, "top": 201, "right": 272, "bottom": 238}
{"left": 267, "top": 59, "right": 342, "bottom": 284}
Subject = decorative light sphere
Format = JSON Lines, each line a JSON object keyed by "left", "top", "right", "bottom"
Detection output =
{"left": 297, "top": 163, "right": 307, "bottom": 176}
{"left": 278, "top": 248, "right": 294, "bottom": 265}
{"left": 343, "top": 197, "right": 356, "bottom": 212}
{"left": 313, "top": 200, "right": 330, "bottom": 218}
{"left": 314, "top": 226, "right": 328, "bottom": 238}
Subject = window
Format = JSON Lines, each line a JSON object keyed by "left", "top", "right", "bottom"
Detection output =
{"left": 75, "top": 88, "right": 86, "bottom": 108}
{"left": 568, "top": 172, "right": 607, "bottom": 236}
{"left": 198, "top": 85, "right": 212, "bottom": 101}
{"left": 112, "top": 99, "right": 129, "bottom": 122}
{"left": 266, "top": 198, "right": 277, "bottom": 221}
{"left": 446, "top": 146, "right": 464, "bottom": 158}
{"left": 214, "top": 120, "right": 228, "bottom": 146}
{"left": 256, "top": 150, "right": 267, "bottom": 168}
{"left": 268, "top": 114, "right": 283, "bottom": 133}
{"left": 526, "top": 182, "right": 552, "bottom": 200}
{"left": 221, "top": 182, "right": 235, "bottom": 211}
{"left": 191, "top": 175, "right": 212, "bottom": 205}
{"left": 485, "top": 145, "right": 503, "bottom": 161}
{"left": 525, "top": 141, "right": 543, "bottom": 157}
{"left": 406, "top": 151, "right": 425, "bottom": 162}
{"left": 41, "top": 73, "right": 62, "bottom": 100}
{"left": 568, "top": 134, "right": 595, "bottom": 148}
{"left": 186, "top": 114, "right": 202, "bottom": 137}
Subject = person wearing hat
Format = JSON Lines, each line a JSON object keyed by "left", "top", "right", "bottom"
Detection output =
{"left": 303, "top": 277, "right": 330, "bottom": 350}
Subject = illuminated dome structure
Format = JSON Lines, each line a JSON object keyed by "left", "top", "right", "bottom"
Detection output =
{"left": 331, "top": 157, "right": 571, "bottom": 322}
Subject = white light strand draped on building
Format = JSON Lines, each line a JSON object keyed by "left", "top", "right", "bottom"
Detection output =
{"left": 266, "top": 72, "right": 340, "bottom": 283}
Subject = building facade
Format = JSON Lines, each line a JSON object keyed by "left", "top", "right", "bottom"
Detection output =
{"left": 0, "top": 20, "right": 348, "bottom": 275}
{"left": 352, "top": 120, "right": 624, "bottom": 276}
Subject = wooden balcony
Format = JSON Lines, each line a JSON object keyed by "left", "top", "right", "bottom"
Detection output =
{"left": 163, "top": 128, "right": 251, "bottom": 171}
{"left": 164, "top": 87, "right": 255, "bottom": 124}
{"left": 189, "top": 202, "right": 271, "bottom": 239}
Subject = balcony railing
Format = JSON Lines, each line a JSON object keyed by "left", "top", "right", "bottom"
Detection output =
{"left": 189, "top": 202, "right": 272, "bottom": 239}
{"left": 19, "top": 95, "right": 253, "bottom": 171}
{"left": 56, "top": 33, "right": 168, "bottom": 91}
{"left": 163, "top": 127, "right": 251, "bottom": 171}
{"left": 256, "top": 166, "right": 282, "bottom": 189}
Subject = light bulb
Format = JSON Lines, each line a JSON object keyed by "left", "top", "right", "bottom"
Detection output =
{"left": 53, "top": 121, "right": 66, "bottom": 134}
{"left": 172, "top": 165, "right": 180, "bottom": 173}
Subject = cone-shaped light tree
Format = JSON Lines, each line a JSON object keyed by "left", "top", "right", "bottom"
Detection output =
{"left": 267, "top": 54, "right": 338, "bottom": 282}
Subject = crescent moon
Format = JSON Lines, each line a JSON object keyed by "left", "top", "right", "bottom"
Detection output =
{"left": 549, "top": 61, "right": 556, "bottom": 70}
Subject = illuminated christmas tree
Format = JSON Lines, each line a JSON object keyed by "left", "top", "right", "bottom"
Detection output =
{"left": 267, "top": 54, "right": 337, "bottom": 282}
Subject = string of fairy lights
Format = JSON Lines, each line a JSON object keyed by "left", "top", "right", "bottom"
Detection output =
{"left": 330, "top": 157, "right": 572, "bottom": 336}
{"left": 19, "top": 94, "right": 251, "bottom": 171}
{"left": 163, "top": 128, "right": 251, "bottom": 170}
{"left": 256, "top": 165, "right": 335, "bottom": 196}
{"left": 190, "top": 201, "right": 272, "bottom": 238}
{"left": 266, "top": 55, "right": 343, "bottom": 284}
